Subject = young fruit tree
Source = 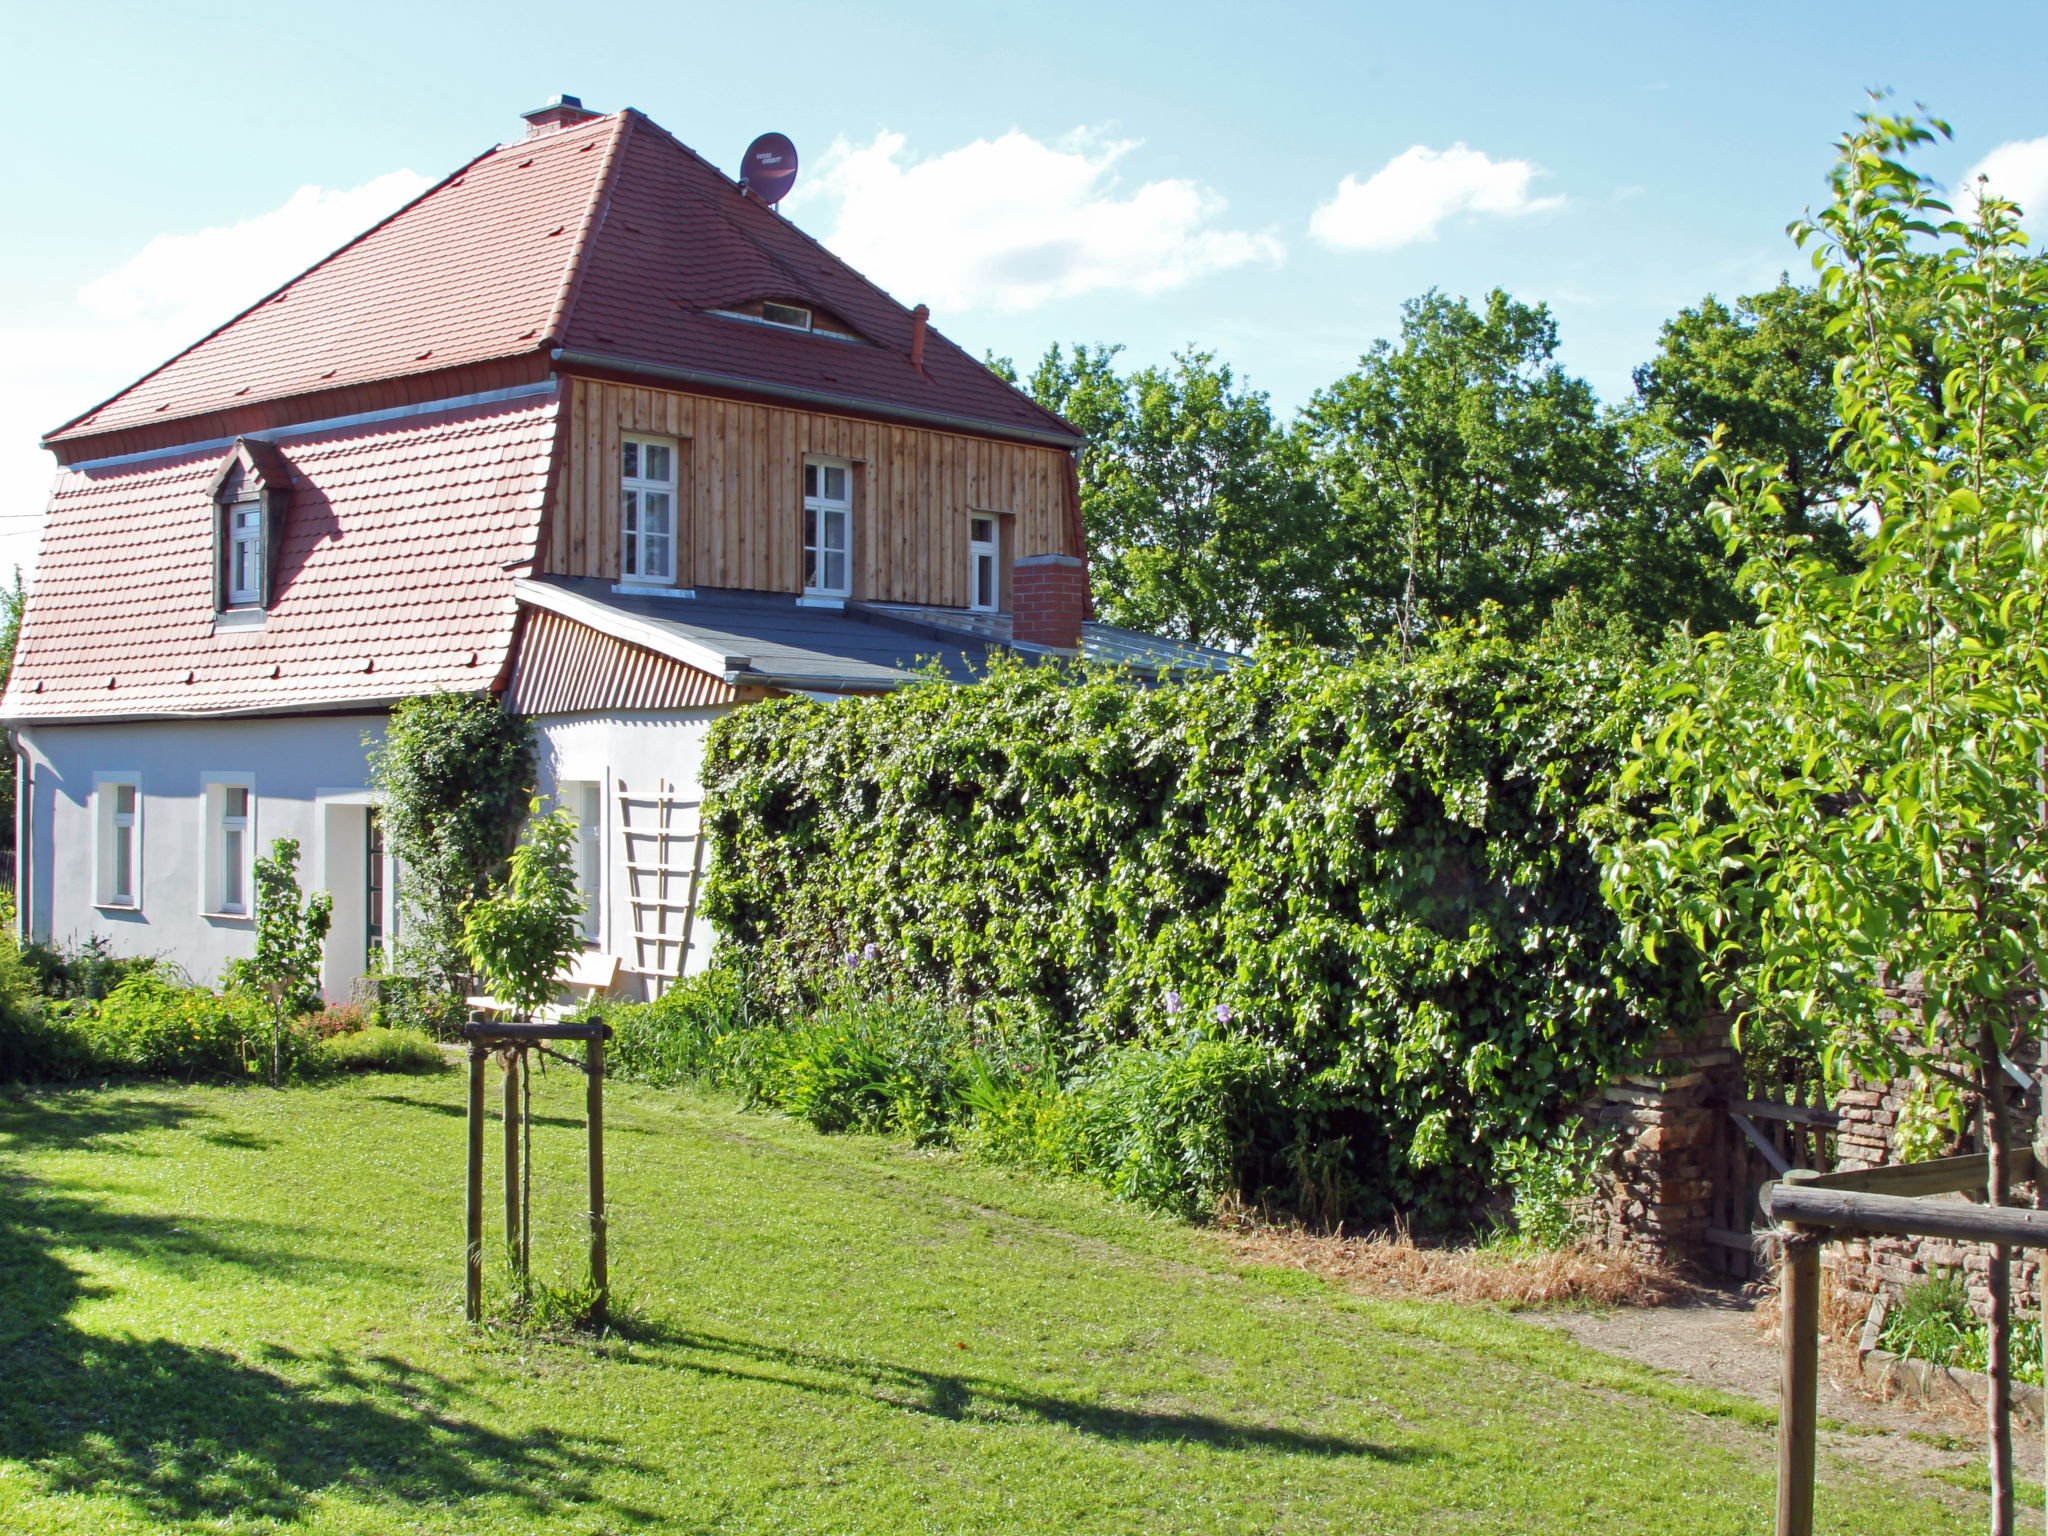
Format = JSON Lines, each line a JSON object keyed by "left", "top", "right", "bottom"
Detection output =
{"left": 1599, "top": 106, "right": 2048, "bottom": 1531}
{"left": 247, "top": 836, "right": 333, "bottom": 1088}
{"left": 462, "top": 800, "right": 586, "bottom": 1019}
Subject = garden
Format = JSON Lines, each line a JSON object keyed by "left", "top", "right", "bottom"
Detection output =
{"left": 1, "top": 101, "right": 2045, "bottom": 1531}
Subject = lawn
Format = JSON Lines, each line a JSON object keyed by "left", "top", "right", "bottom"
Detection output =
{"left": 0, "top": 1066, "right": 1959, "bottom": 1534}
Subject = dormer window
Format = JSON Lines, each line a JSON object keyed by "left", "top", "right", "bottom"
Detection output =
{"left": 760, "top": 302, "right": 812, "bottom": 331}
{"left": 207, "top": 438, "right": 291, "bottom": 617}
{"left": 622, "top": 435, "right": 677, "bottom": 585}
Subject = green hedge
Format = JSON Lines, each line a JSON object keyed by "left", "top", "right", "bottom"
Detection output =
{"left": 700, "top": 615, "right": 1700, "bottom": 1221}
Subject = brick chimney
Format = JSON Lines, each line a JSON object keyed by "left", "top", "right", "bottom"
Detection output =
{"left": 522, "top": 94, "right": 600, "bottom": 138}
{"left": 1011, "top": 554, "right": 1087, "bottom": 651}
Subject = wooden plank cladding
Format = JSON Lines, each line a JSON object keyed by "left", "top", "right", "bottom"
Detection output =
{"left": 545, "top": 376, "right": 1076, "bottom": 605}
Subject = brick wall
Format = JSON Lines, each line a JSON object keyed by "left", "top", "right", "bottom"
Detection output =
{"left": 1012, "top": 553, "right": 1087, "bottom": 651}
{"left": 1589, "top": 1020, "right": 1744, "bottom": 1266}
{"left": 1827, "top": 1067, "right": 2040, "bottom": 1321}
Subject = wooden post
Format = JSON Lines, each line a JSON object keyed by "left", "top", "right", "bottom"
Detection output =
{"left": 465, "top": 1043, "right": 487, "bottom": 1323}
{"left": 502, "top": 1050, "right": 522, "bottom": 1273}
{"left": 1776, "top": 1226, "right": 1821, "bottom": 1536}
{"left": 586, "top": 1035, "right": 607, "bottom": 1326}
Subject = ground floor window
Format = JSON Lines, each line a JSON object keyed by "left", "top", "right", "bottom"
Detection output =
{"left": 93, "top": 779, "right": 141, "bottom": 909}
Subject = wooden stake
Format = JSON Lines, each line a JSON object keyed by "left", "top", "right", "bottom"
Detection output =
{"left": 503, "top": 1050, "right": 521, "bottom": 1274}
{"left": 586, "top": 1035, "right": 607, "bottom": 1327}
{"left": 465, "top": 1043, "right": 486, "bottom": 1323}
{"left": 1776, "top": 1226, "right": 1820, "bottom": 1536}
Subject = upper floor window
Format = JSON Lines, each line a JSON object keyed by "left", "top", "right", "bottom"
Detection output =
{"left": 225, "top": 501, "right": 263, "bottom": 606}
{"left": 803, "top": 460, "right": 851, "bottom": 599}
{"left": 622, "top": 436, "right": 677, "bottom": 585}
{"left": 761, "top": 302, "right": 812, "bottom": 331}
{"left": 969, "top": 516, "right": 999, "bottom": 613}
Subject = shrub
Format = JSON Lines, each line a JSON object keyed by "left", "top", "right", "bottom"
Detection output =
{"left": 1491, "top": 1133, "right": 1602, "bottom": 1249}
{"left": 605, "top": 969, "right": 757, "bottom": 1089}
{"left": 83, "top": 973, "right": 283, "bottom": 1081}
{"left": 701, "top": 613, "right": 1698, "bottom": 1222}
{"left": 19, "top": 935, "right": 159, "bottom": 1002}
{"left": 320, "top": 1025, "right": 443, "bottom": 1074}
{"left": 308, "top": 1002, "right": 368, "bottom": 1039}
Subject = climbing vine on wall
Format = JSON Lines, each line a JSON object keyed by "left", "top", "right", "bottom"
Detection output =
{"left": 701, "top": 608, "right": 1703, "bottom": 1217}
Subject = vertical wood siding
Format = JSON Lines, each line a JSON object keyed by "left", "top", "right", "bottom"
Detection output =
{"left": 545, "top": 377, "right": 1075, "bottom": 603}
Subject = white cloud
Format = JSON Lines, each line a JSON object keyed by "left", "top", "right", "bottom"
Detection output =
{"left": 79, "top": 171, "right": 430, "bottom": 330}
{"left": 0, "top": 171, "right": 428, "bottom": 579}
{"left": 1967, "top": 136, "right": 2048, "bottom": 225}
{"left": 786, "top": 130, "right": 1282, "bottom": 314}
{"left": 1310, "top": 143, "right": 1563, "bottom": 253}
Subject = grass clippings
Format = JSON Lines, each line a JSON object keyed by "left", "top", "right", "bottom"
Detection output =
{"left": 1220, "top": 1215, "right": 1692, "bottom": 1309}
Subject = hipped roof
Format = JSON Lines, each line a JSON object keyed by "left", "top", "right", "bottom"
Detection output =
{"left": 48, "top": 110, "right": 1077, "bottom": 452}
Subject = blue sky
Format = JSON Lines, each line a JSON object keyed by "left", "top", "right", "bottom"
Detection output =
{"left": 7, "top": 0, "right": 2048, "bottom": 575}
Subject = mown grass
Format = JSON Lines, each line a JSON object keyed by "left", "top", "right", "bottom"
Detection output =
{"left": 0, "top": 1068, "right": 1968, "bottom": 1534}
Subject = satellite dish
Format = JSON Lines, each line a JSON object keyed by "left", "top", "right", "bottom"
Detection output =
{"left": 740, "top": 132, "right": 799, "bottom": 205}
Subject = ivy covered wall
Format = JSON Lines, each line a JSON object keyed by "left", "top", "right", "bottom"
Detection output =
{"left": 700, "top": 620, "right": 1703, "bottom": 1217}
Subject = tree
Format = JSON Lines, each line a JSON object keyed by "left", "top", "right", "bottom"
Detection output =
{"left": 366, "top": 692, "right": 533, "bottom": 1008}
{"left": 244, "top": 836, "right": 332, "bottom": 1087}
{"left": 1298, "top": 289, "right": 1620, "bottom": 643}
{"left": 1599, "top": 106, "right": 2048, "bottom": 1530}
{"left": 0, "top": 569, "right": 22, "bottom": 864}
{"left": 463, "top": 800, "right": 585, "bottom": 1018}
{"left": 1027, "top": 345, "right": 1337, "bottom": 648}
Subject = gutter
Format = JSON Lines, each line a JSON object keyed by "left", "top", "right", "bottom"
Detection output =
{"left": 551, "top": 349, "right": 1084, "bottom": 450}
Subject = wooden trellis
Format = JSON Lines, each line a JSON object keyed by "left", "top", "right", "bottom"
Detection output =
{"left": 616, "top": 780, "right": 706, "bottom": 996}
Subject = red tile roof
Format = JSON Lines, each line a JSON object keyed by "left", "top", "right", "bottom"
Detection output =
{"left": 48, "top": 109, "right": 1077, "bottom": 451}
{"left": 3, "top": 395, "right": 557, "bottom": 722}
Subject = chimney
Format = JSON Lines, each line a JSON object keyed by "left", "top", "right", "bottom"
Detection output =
{"left": 521, "top": 94, "right": 600, "bottom": 138}
{"left": 909, "top": 304, "right": 929, "bottom": 371}
{"left": 1011, "top": 554, "right": 1087, "bottom": 651}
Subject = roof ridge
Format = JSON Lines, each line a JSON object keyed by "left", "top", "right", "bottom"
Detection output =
{"left": 41, "top": 140, "right": 511, "bottom": 446}
{"left": 544, "top": 111, "right": 635, "bottom": 347}
{"left": 619, "top": 115, "right": 1076, "bottom": 441}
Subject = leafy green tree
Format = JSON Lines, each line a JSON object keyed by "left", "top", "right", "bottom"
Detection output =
{"left": 1599, "top": 107, "right": 2047, "bottom": 1529}
{"left": 1027, "top": 344, "right": 1337, "bottom": 648}
{"left": 0, "top": 569, "right": 22, "bottom": 861}
{"left": 463, "top": 800, "right": 585, "bottom": 1018}
{"left": 367, "top": 692, "right": 533, "bottom": 1007}
{"left": 1298, "top": 289, "right": 1619, "bottom": 643}
{"left": 243, "top": 836, "right": 332, "bottom": 1087}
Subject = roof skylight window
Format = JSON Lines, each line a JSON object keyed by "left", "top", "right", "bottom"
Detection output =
{"left": 761, "top": 302, "right": 813, "bottom": 331}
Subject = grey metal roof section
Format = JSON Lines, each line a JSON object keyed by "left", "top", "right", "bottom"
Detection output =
{"left": 514, "top": 576, "right": 992, "bottom": 692}
{"left": 858, "top": 601, "right": 1243, "bottom": 675}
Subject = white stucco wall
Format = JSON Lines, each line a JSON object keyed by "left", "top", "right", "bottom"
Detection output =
{"left": 15, "top": 713, "right": 394, "bottom": 999}
{"left": 15, "top": 704, "right": 735, "bottom": 1004}
{"left": 533, "top": 707, "right": 728, "bottom": 994}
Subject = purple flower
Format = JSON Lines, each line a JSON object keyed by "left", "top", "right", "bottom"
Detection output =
{"left": 1163, "top": 990, "right": 1182, "bottom": 1017}
{"left": 1214, "top": 1002, "right": 1233, "bottom": 1025}
{"left": 841, "top": 952, "right": 860, "bottom": 970}
{"left": 862, "top": 942, "right": 879, "bottom": 963}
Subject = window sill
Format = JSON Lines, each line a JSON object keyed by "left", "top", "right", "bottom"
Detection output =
{"left": 797, "top": 594, "right": 847, "bottom": 610}
{"left": 201, "top": 909, "right": 253, "bottom": 923}
{"left": 213, "top": 608, "right": 266, "bottom": 634}
{"left": 93, "top": 902, "right": 143, "bottom": 914}
{"left": 611, "top": 584, "right": 695, "bottom": 600}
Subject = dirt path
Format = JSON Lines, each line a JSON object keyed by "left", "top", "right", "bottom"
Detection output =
{"left": 1531, "top": 1285, "right": 2044, "bottom": 1495}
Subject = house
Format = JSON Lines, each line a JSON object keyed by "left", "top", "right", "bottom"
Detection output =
{"left": 4, "top": 96, "right": 1227, "bottom": 1002}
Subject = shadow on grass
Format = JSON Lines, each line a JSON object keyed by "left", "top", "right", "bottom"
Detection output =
{"left": 620, "top": 1320, "right": 1427, "bottom": 1464}
{"left": 363, "top": 1092, "right": 590, "bottom": 1132}
{"left": 0, "top": 1091, "right": 655, "bottom": 1529}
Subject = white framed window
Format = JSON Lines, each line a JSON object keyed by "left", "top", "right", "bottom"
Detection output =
{"left": 563, "top": 780, "right": 603, "bottom": 942}
{"left": 94, "top": 775, "right": 142, "bottom": 910}
{"left": 803, "top": 459, "right": 851, "bottom": 599}
{"left": 969, "top": 515, "right": 999, "bottom": 613}
{"left": 622, "top": 436, "right": 677, "bottom": 585}
{"left": 225, "top": 500, "right": 263, "bottom": 606}
{"left": 200, "top": 776, "right": 256, "bottom": 916}
{"left": 761, "top": 302, "right": 812, "bottom": 331}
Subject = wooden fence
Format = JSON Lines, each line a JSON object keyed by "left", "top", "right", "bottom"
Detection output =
{"left": 1706, "top": 1076, "right": 1838, "bottom": 1280}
